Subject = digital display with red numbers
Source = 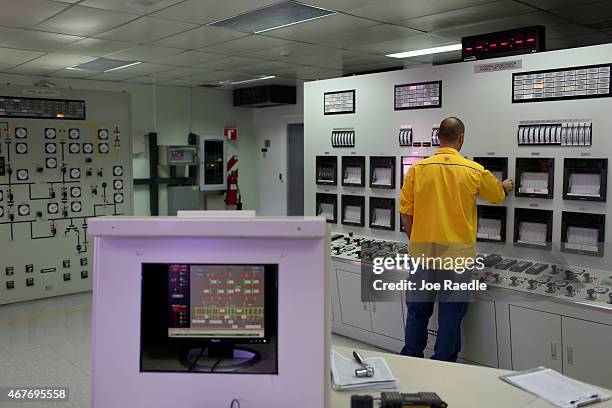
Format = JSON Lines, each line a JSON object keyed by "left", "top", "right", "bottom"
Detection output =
{"left": 462, "top": 26, "right": 545, "bottom": 61}
{"left": 171, "top": 150, "right": 184, "bottom": 158}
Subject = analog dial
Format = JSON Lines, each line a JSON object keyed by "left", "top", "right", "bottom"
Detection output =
{"left": 70, "top": 187, "right": 81, "bottom": 198}
{"left": 18, "top": 205, "right": 30, "bottom": 216}
{"left": 15, "top": 128, "right": 27, "bottom": 138}
{"left": 69, "top": 129, "right": 80, "bottom": 139}
{"left": 48, "top": 203, "right": 59, "bottom": 214}
{"left": 45, "top": 128, "right": 57, "bottom": 139}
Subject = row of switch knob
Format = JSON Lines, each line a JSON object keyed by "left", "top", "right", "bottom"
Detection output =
{"left": 517, "top": 123, "right": 592, "bottom": 146}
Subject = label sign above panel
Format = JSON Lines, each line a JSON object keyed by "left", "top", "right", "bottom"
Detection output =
{"left": 394, "top": 81, "right": 441, "bottom": 110}
{"left": 513, "top": 63, "right": 611, "bottom": 103}
{"left": 324, "top": 90, "right": 355, "bottom": 115}
{"left": 0, "top": 96, "right": 86, "bottom": 120}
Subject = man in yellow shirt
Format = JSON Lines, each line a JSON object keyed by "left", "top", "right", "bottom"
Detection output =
{"left": 399, "top": 117, "right": 513, "bottom": 362}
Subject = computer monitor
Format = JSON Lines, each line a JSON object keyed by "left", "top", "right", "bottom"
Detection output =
{"left": 141, "top": 263, "right": 278, "bottom": 372}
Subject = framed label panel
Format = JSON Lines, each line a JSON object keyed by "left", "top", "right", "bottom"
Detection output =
{"left": 394, "top": 81, "right": 442, "bottom": 110}
{"left": 513, "top": 63, "right": 611, "bottom": 103}
{"left": 324, "top": 90, "right": 355, "bottom": 115}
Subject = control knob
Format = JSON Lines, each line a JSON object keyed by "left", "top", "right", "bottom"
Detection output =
{"left": 510, "top": 276, "right": 518, "bottom": 286}
{"left": 564, "top": 270, "right": 574, "bottom": 281}
{"left": 583, "top": 272, "right": 592, "bottom": 283}
{"left": 334, "top": 248, "right": 341, "bottom": 255}
{"left": 566, "top": 285, "right": 574, "bottom": 297}
{"left": 344, "top": 237, "right": 351, "bottom": 244}
{"left": 608, "top": 293, "right": 612, "bottom": 304}
{"left": 586, "top": 289, "right": 596, "bottom": 300}
{"left": 528, "top": 279, "right": 536, "bottom": 290}
{"left": 546, "top": 282, "right": 555, "bottom": 293}
{"left": 492, "top": 273, "right": 501, "bottom": 283}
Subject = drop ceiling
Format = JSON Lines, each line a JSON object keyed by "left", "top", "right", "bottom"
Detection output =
{"left": 0, "top": 0, "right": 609, "bottom": 88}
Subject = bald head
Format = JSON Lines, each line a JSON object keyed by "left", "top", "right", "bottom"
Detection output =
{"left": 438, "top": 117, "right": 465, "bottom": 150}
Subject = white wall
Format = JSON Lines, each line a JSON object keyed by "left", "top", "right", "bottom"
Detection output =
{"left": 0, "top": 73, "right": 257, "bottom": 215}
{"left": 252, "top": 86, "right": 304, "bottom": 216}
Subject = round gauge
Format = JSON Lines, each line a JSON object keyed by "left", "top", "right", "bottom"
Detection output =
{"left": 98, "top": 129, "right": 109, "bottom": 139}
{"left": 535, "top": 277, "right": 550, "bottom": 284}
{"left": 16, "top": 143, "right": 27, "bottom": 154}
{"left": 69, "top": 143, "right": 80, "bottom": 154}
{"left": 554, "top": 280, "right": 568, "bottom": 287}
{"left": 98, "top": 143, "right": 109, "bottom": 154}
{"left": 45, "top": 128, "right": 57, "bottom": 139}
{"left": 594, "top": 287, "right": 608, "bottom": 294}
{"left": 15, "top": 127, "right": 27, "bottom": 138}
{"left": 47, "top": 203, "right": 59, "bottom": 214}
{"left": 71, "top": 201, "right": 82, "bottom": 212}
{"left": 70, "top": 187, "right": 81, "bottom": 198}
{"left": 113, "top": 166, "right": 123, "bottom": 176}
{"left": 114, "top": 193, "right": 124, "bottom": 204}
{"left": 0, "top": 206, "right": 3, "bottom": 217}
{"left": 46, "top": 158, "right": 57, "bottom": 168}
{"left": 83, "top": 143, "right": 94, "bottom": 154}
{"left": 45, "top": 143, "right": 57, "bottom": 154}
{"left": 0, "top": 190, "right": 3, "bottom": 201}
{"left": 16, "top": 169, "right": 28, "bottom": 181}
{"left": 113, "top": 179, "right": 123, "bottom": 190}
{"left": 70, "top": 168, "right": 81, "bottom": 179}
{"left": 69, "top": 129, "right": 80, "bottom": 139}
{"left": 18, "top": 205, "right": 30, "bottom": 216}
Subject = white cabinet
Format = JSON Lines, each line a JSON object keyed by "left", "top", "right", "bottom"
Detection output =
{"left": 370, "top": 295, "right": 405, "bottom": 341}
{"left": 461, "top": 299, "right": 498, "bottom": 367}
{"left": 562, "top": 316, "right": 612, "bottom": 389}
{"left": 337, "top": 269, "right": 372, "bottom": 331}
{"left": 509, "top": 306, "right": 563, "bottom": 372}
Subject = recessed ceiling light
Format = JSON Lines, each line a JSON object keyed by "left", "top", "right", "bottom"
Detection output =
{"left": 220, "top": 75, "right": 276, "bottom": 85}
{"left": 209, "top": 1, "right": 335, "bottom": 34}
{"left": 67, "top": 57, "right": 141, "bottom": 72}
{"left": 386, "top": 44, "right": 462, "bottom": 59}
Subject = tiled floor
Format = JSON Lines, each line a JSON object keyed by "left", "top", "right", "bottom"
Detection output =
{"left": 0, "top": 292, "right": 386, "bottom": 408}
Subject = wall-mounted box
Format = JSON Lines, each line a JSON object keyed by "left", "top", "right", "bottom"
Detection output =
{"left": 316, "top": 193, "right": 337, "bottom": 224}
{"left": 370, "top": 156, "right": 396, "bottom": 189}
{"left": 331, "top": 129, "right": 355, "bottom": 148}
{"left": 515, "top": 158, "right": 554, "bottom": 198}
{"left": 341, "top": 195, "right": 365, "bottom": 227}
{"left": 398, "top": 128, "right": 412, "bottom": 146}
{"left": 342, "top": 156, "right": 365, "bottom": 187}
{"left": 477, "top": 205, "right": 506, "bottom": 242}
{"left": 369, "top": 197, "right": 395, "bottom": 231}
{"left": 198, "top": 135, "right": 226, "bottom": 191}
{"left": 517, "top": 122, "right": 592, "bottom": 147}
{"left": 563, "top": 158, "right": 607, "bottom": 202}
{"left": 315, "top": 156, "right": 337, "bottom": 185}
{"left": 561, "top": 211, "right": 605, "bottom": 257}
{"left": 514, "top": 208, "right": 553, "bottom": 250}
{"left": 431, "top": 126, "right": 440, "bottom": 146}
{"left": 473, "top": 157, "right": 508, "bottom": 181}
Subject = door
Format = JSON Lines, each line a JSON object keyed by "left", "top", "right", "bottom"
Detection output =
{"left": 337, "top": 269, "right": 372, "bottom": 331}
{"left": 287, "top": 123, "right": 304, "bottom": 216}
{"left": 460, "top": 299, "right": 498, "bottom": 367}
{"left": 509, "top": 306, "right": 562, "bottom": 371}
{"left": 562, "top": 317, "right": 612, "bottom": 389}
{"left": 370, "top": 298, "right": 405, "bottom": 341}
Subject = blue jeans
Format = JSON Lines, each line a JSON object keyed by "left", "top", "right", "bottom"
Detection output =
{"left": 400, "top": 268, "right": 470, "bottom": 362}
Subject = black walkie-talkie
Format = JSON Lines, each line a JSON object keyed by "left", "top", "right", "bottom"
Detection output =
{"left": 351, "top": 391, "right": 447, "bottom": 408}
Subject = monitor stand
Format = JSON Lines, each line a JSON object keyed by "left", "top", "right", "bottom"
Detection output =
{"left": 181, "top": 344, "right": 260, "bottom": 373}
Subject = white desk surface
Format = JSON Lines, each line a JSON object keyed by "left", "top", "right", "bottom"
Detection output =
{"left": 331, "top": 346, "right": 612, "bottom": 408}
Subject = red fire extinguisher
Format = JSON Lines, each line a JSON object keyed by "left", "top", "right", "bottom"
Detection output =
{"left": 225, "top": 169, "right": 239, "bottom": 205}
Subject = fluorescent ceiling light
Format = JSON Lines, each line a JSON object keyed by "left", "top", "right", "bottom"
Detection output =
{"left": 209, "top": 1, "right": 335, "bottom": 34}
{"left": 386, "top": 44, "right": 462, "bottom": 59}
{"left": 220, "top": 75, "right": 276, "bottom": 85}
{"left": 67, "top": 57, "right": 141, "bottom": 72}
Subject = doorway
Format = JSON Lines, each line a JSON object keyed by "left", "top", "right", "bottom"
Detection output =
{"left": 287, "top": 123, "right": 304, "bottom": 216}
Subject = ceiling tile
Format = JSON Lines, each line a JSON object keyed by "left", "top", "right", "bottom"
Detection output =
{"left": 51, "top": 68, "right": 99, "bottom": 78}
{"left": 123, "top": 76, "right": 163, "bottom": 84}
{"left": 346, "top": 0, "right": 498, "bottom": 24}
{"left": 88, "top": 71, "right": 139, "bottom": 81}
{"left": 546, "top": 32, "right": 612, "bottom": 50}
{"left": 151, "top": 50, "right": 227, "bottom": 66}
{"left": 153, "top": 67, "right": 215, "bottom": 79}
{"left": 433, "top": 11, "right": 567, "bottom": 40}
{"left": 197, "top": 56, "right": 266, "bottom": 70}
{"left": 347, "top": 33, "right": 453, "bottom": 55}
{"left": 107, "top": 45, "right": 184, "bottom": 62}
{"left": 520, "top": 0, "right": 603, "bottom": 11}
{"left": 301, "top": 0, "right": 384, "bottom": 12}
{"left": 0, "top": 0, "right": 70, "bottom": 28}
{"left": 96, "top": 17, "right": 197, "bottom": 43}
{"left": 23, "top": 53, "right": 94, "bottom": 69}
{"left": 319, "top": 24, "right": 421, "bottom": 49}
{"left": 550, "top": 1, "right": 612, "bottom": 24}
{"left": 201, "top": 35, "right": 291, "bottom": 55}
{"left": 6, "top": 64, "right": 60, "bottom": 75}
{"left": 263, "top": 13, "right": 379, "bottom": 43}
{"left": 0, "top": 47, "right": 45, "bottom": 65}
{"left": 545, "top": 23, "right": 599, "bottom": 40}
{"left": 344, "top": 60, "right": 404, "bottom": 74}
{"left": 235, "top": 61, "right": 302, "bottom": 74}
{"left": 150, "top": 0, "right": 280, "bottom": 24}
{"left": 281, "top": 49, "right": 375, "bottom": 69}
{"left": 188, "top": 70, "right": 255, "bottom": 82}
{"left": 244, "top": 42, "right": 332, "bottom": 62}
{"left": 398, "top": 1, "right": 536, "bottom": 32}
{"left": 79, "top": 0, "right": 184, "bottom": 15}
{"left": 0, "top": 26, "right": 23, "bottom": 42}
{"left": 107, "top": 62, "right": 175, "bottom": 76}
{"left": 35, "top": 6, "right": 139, "bottom": 36}
{"left": 1, "top": 30, "right": 83, "bottom": 52}
{"left": 154, "top": 25, "right": 249, "bottom": 49}
{"left": 274, "top": 65, "right": 339, "bottom": 80}
{"left": 56, "top": 38, "right": 135, "bottom": 56}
